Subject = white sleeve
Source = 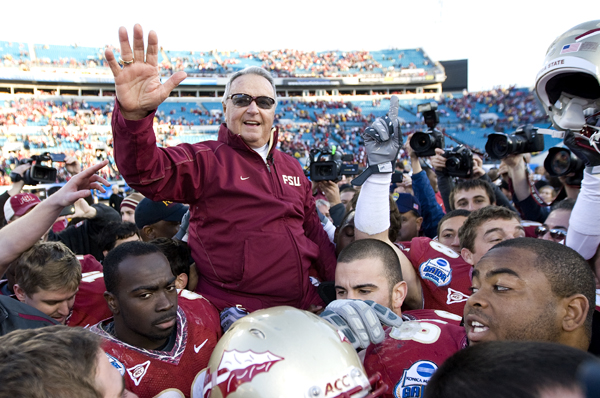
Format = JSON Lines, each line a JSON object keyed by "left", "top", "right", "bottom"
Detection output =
{"left": 354, "top": 173, "right": 392, "bottom": 235}
{"left": 566, "top": 171, "right": 600, "bottom": 260}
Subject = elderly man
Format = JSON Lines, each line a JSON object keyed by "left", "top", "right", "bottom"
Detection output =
{"left": 105, "top": 25, "right": 336, "bottom": 312}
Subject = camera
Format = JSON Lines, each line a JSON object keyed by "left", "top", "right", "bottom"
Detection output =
{"left": 10, "top": 152, "right": 64, "bottom": 185}
{"left": 443, "top": 146, "right": 473, "bottom": 178}
{"left": 543, "top": 147, "right": 585, "bottom": 177}
{"left": 307, "top": 146, "right": 358, "bottom": 182}
{"left": 485, "top": 124, "right": 545, "bottom": 160}
{"left": 410, "top": 102, "right": 445, "bottom": 157}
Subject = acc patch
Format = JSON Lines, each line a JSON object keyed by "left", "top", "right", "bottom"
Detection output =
{"left": 419, "top": 258, "right": 452, "bottom": 287}
{"left": 105, "top": 353, "right": 125, "bottom": 376}
{"left": 393, "top": 360, "right": 438, "bottom": 398}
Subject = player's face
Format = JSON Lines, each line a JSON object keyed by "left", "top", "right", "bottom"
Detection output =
{"left": 335, "top": 257, "right": 392, "bottom": 309}
{"left": 121, "top": 208, "right": 135, "bottom": 223}
{"left": 95, "top": 350, "right": 139, "bottom": 398}
{"left": 461, "top": 218, "right": 525, "bottom": 265}
{"left": 150, "top": 220, "right": 181, "bottom": 240}
{"left": 113, "top": 252, "right": 178, "bottom": 350}
{"left": 21, "top": 287, "right": 77, "bottom": 324}
{"left": 397, "top": 211, "right": 421, "bottom": 242}
{"left": 537, "top": 209, "right": 570, "bottom": 242}
{"left": 223, "top": 74, "right": 276, "bottom": 149}
{"left": 438, "top": 216, "right": 467, "bottom": 253}
{"left": 464, "top": 247, "right": 562, "bottom": 345}
{"left": 453, "top": 188, "right": 491, "bottom": 211}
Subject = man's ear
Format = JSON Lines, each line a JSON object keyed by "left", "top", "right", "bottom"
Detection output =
{"left": 391, "top": 280, "right": 408, "bottom": 316}
{"left": 142, "top": 225, "right": 155, "bottom": 240}
{"left": 416, "top": 217, "right": 424, "bottom": 230}
{"left": 561, "top": 294, "right": 589, "bottom": 333}
{"left": 461, "top": 247, "right": 475, "bottom": 265}
{"left": 104, "top": 291, "right": 120, "bottom": 315}
{"left": 13, "top": 284, "right": 27, "bottom": 303}
{"left": 175, "top": 273, "right": 188, "bottom": 290}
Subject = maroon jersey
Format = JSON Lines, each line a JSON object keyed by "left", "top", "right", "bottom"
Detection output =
{"left": 68, "top": 255, "right": 112, "bottom": 327}
{"left": 90, "top": 290, "right": 221, "bottom": 398}
{"left": 364, "top": 311, "right": 467, "bottom": 398}
{"left": 405, "top": 237, "right": 472, "bottom": 317}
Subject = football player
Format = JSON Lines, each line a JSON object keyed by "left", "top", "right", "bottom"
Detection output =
{"left": 90, "top": 241, "right": 222, "bottom": 397}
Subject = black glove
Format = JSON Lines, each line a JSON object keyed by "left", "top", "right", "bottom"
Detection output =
{"left": 564, "top": 129, "right": 600, "bottom": 171}
{"left": 352, "top": 96, "right": 403, "bottom": 186}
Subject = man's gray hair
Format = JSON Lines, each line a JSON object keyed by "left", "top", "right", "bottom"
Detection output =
{"left": 222, "top": 67, "right": 277, "bottom": 105}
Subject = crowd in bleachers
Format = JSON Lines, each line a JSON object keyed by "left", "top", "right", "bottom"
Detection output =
{"left": 0, "top": 85, "right": 553, "bottom": 185}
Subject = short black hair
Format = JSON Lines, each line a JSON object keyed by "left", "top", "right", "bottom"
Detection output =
{"left": 150, "top": 238, "right": 191, "bottom": 279}
{"left": 551, "top": 197, "right": 576, "bottom": 212}
{"left": 424, "top": 341, "right": 595, "bottom": 398}
{"left": 437, "top": 209, "right": 471, "bottom": 238}
{"left": 449, "top": 179, "right": 496, "bottom": 210}
{"left": 489, "top": 238, "right": 596, "bottom": 339}
{"left": 98, "top": 221, "right": 139, "bottom": 253}
{"left": 103, "top": 241, "right": 162, "bottom": 295}
{"left": 338, "top": 239, "right": 402, "bottom": 293}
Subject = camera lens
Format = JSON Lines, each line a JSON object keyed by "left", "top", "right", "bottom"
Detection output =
{"left": 550, "top": 149, "right": 571, "bottom": 175}
{"left": 318, "top": 166, "right": 333, "bottom": 177}
{"left": 446, "top": 156, "right": 460, "bottom": 171}
{"left": 410, "top": 133, "right": 432, "bottom": 151}
{"left": 489, "top": 135, "right": 509, "bottom": 158}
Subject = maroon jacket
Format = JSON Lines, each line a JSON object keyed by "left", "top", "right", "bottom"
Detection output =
{"left": 112, "top": 103, "right": 336, "bottom": 311}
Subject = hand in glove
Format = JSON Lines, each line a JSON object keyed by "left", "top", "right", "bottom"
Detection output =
{"left": 352, "top": 96, "right": 403, "bottom": 186}
{"left": 320, "top": 299, "right": 403, "bottom": 350}
{"left": 564, "top": 129, "right": 600, "bottom": 172}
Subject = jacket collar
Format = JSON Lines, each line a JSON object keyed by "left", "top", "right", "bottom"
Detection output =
{"left": 218, "top": 123, "right": 279, "bottom": 155}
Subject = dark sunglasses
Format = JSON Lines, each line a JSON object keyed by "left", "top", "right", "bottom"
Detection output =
{"left": 535, "top": 226, "right": 567, "bottom": 241}
{"left": 227, "top": 93, "right": 275, "bottom": 110}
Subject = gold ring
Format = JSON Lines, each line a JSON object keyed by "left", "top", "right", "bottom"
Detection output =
{"left": 119, "top": 57, "right": 134, "bottom": 65}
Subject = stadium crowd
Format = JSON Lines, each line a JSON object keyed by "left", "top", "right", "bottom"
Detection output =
{"left": 1, "top": 20, "right": 600, "bottom": 398}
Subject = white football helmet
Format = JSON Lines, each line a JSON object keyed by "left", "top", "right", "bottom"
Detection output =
{"left": 202, "top": 306, "right": 387, "bottom": 398}
{"left": 535, "top": 20, "right": 600, "bottom": 150}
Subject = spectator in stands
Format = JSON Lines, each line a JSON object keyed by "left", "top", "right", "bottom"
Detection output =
{"left": 120, "top": 192, "right": 144, "bottom": 223}
{"left": 424, "top": 341, "right": 595, "bottom": 398}
{"left": 108, "top": 185, "right": 123, "bottom": 211}
{"left": 12, "top": 242, "right": 81, "bottom": 325}
{"left": 0, "top": 325, "right": 138, "bottom": 397}
{"left": 134, "top": 198, "right": 187, "bottom": 242}
{"left": 106, "top": 25, "right": 336, "bottom": 312}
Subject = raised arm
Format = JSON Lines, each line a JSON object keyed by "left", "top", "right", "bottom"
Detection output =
{"left": 0, "top": 161, "right": 110, "bottom": 274}
{"left": 353, "top": 97, "right": 423, "bottom": 310}
{"left": 105, "top": 24, "right": 186, "bottom": 120}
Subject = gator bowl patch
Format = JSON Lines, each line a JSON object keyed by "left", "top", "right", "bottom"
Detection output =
{"left": 419, "top": 258, "right": 452, "bottom": 287}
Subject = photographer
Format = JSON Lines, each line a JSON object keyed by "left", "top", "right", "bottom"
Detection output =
{"left": 404, "top": 134, "right": 445, "bottom": 239}
{"left": 431, "top": 148, "right": 516, "bottom": 213}
{"left": 0, "top": 163, "right": 30, "bottom": 228}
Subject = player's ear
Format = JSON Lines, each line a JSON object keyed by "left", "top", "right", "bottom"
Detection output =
{"left": 391, "top": 280, "right": 408, "bottom": 315}
{"left": 104, "top": 291, "right": 120, "bottom": 315}
{"left": 561, "top": 294, "right": 589, "bottom": 333}
{"left": 13, "top": 284, "right": 27, "bottom": 303}
{"left": 461, "top": 247, "right": 475, "bottom": 265}
{"left": 175, "top": 273, "right": 188, "bottom": 290}
{"left": 142, "top": 225, "right": 155, "bottom": 240}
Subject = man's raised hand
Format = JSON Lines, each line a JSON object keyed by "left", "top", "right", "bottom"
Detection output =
{"left": 105, "top": 24, "right": 187, "bottom": 120}
{"left": 352, "top": 95, "right": 402, "bottom": 186}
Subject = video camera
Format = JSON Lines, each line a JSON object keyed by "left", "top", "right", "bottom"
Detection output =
{"left": 443, "top": 146, "right": 473, "bottom": 178}
{"left": 409, "top": 102, "right": 445, "bottom": 157}
{"left": 306, "top": 146, "right": 358, "bottom": 182}
{"left": 10, "top": 152, "right": 65, "bottom": 186}
{"left": 485, "top": 124, "right": 545, "bottom": 160}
